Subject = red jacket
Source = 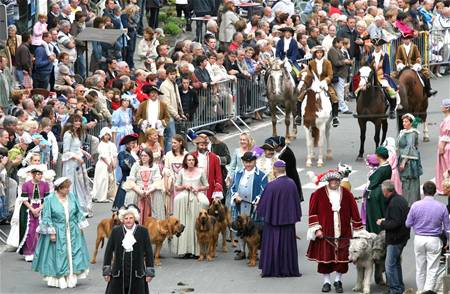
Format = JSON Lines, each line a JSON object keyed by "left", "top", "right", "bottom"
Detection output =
{"left": 136, "top": 80, "right": 150, "bottom": 102}
{"left": 191, "top": 151, "right": 223, "bottom": 202}
{"left": 306, "top": 186, "right": 362, "bottom": 263}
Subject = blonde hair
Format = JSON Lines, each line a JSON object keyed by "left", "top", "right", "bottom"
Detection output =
{"left": 240, "top": 132, "right": 255, "bottom": 149}
{"left": 145, "top": 127, "right": 158, "bottom": 139}
{"left": 22, "top": 120, "right": 38, "bottom": 132}
{"left": 123, "top": 4, "right": 139, "bottom": 15}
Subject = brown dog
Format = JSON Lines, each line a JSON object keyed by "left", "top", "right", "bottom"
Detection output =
{"left": 91, "top": 211, "right": 121, "bottom": 264}
{"left": 232, "top": 214, "right": 262, "bottom": 267}
{"left": 145, "top": 216, "right": 185, "bottom": 266}
{"left": 195, "top": 208, "right": 216, "bottom": 261}
{"left": 207, "top": 198, "right": 232, "bottom": 256}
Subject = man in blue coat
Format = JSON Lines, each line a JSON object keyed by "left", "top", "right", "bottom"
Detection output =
{"left": 230, "top": 151, "right": 268, "bottom": 260}
{"left": 33, "top": 32, "right": 55, "bottom": 89}
{"left": 275, "top": 26, "right": 300, "bottom": 76}
{"left": 366, "top": 38, "right": 400, "bottom": 119}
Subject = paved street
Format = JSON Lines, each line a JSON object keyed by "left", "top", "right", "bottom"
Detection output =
{"left": 0, "top": 77, "right": 449, "bottom": 294}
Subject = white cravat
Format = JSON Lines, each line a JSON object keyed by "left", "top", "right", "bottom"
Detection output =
{"left": 198, "top": 152, "right": 207, "bottom": 172}
{"left": 241, "top": 168, "right": 255, "bottom": 186}
{"left": 373, "top": 51, "right": 383, "bottom": 67}
{"left": 146, "top": 99, "right": 159, "bottom": 128}
{"left": 315, "top": 58, "right": 324, "bottom": 76}
{"left": 283, "top": 37, "right": 292, "bottom": 53}
{"left": 122, "top": 225, "right": 136, "bottom": 252}
{"left": 327, "top": 187, "right": 341, "bottom": 238}
{"left": 404, "top": 43, "right": 411, "bottom": 57}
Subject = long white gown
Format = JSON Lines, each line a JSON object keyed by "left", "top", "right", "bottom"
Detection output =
{"left": 91, "top": 141, "right": 118, "bottom": 202}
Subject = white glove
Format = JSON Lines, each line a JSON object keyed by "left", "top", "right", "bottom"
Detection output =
{"left": 397, "top": 63, "right": 405, "bottom": 71}
{"left": 155, "top": 120, "right": 164, "bottom": 136}
{"left": 141, "top": 120, "right": 148, "bottom": 131}
{"left": 412, "top": 63, "right": 422, "bottom": 72}
{"left": 284, "top": 61, "right": 292, "bottom": 73}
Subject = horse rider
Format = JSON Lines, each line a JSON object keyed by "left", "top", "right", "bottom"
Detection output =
{"left": 394, "top": 31, "right": 437, "bottom": 97}
{"left": 366, "top": 38, "right": 401, "bottom": 119}
{"left": 296, "top": 45, "right": 340, "bottom": 127}
{"left": 275, "top": 26, "right": 301, "bottom": 80}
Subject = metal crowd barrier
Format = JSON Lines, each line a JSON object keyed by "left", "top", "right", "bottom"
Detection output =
{"left": 236, "top": 74, "right": 266, "bottom": 117}
{"left": 428, "top": 28, "right": 450, "bottom": 66}
{"left": 179, "top": 78, "right": 256, "bottom": 140}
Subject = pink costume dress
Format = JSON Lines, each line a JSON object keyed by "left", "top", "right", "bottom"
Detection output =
{"left": 436, "top": 116, "right": 450, "bottom": 194}
{"left": 383, "top": 137, "right": 402, "bottom": 194}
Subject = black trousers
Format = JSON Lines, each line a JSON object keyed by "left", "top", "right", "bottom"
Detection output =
{"left": 176, "top": 4, "right": 191, "bottom": 30}
{"left": 148, "top": 7, "right": 159, "bottom": 29}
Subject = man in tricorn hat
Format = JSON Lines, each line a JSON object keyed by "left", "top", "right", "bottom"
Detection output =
{"left": 191, "top": 134, "right": 223, "bottom": 202}
{"left": 297, "top": 45, "right": 341, "bottom": 127}
{"left": 275, "top": 26, "right": 300, "bottom": 74}
{"left": 306, "top": 170, "right": 363, "bottom": 293}
{"left": 257, "top": 160, "right": 301, "bottom": 277}
{"left": 135, "top": 85, "right": 170, "bottom": 144}
{"left": 230, "top": 151, "right": 268, "bottom": 260}
{"left": 366, "top": 38, "right": 401, "bottom": 119}
{"left": 394, "top": 31, "right": 437, "bottom": 97}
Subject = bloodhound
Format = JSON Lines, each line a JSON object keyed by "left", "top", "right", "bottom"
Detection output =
{"left": 207, "top": 198, "right": 232, "bottom": 255}
{"left": 145, "top": 216, "right": 185, "bottom": 266}
{"left": 195, "top": 208, "right": 216, "bottom": 261}
{"left": 91, "top": 211, "right": 121, "bottom": 264}
{"left": 232, "top": 214, "right": 262, "bottom": 267}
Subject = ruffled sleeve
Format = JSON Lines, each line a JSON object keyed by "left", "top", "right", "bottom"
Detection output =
{"left": 61, "top": 132, "right": 77, "bottom": 162}
{"left": 38, "top": 194, "right": 56, "bottom": 234}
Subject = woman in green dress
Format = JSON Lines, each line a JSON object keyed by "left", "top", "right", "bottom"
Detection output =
{"left": 397, "top": 113, "right": 423, "bottom": 206}
{"left": 32, "top": 177, "right": 90, "bottom": 289}
{"left": 365, "top": 146, "right": 392, "bottom": 233}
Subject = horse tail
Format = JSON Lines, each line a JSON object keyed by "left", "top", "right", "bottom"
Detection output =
{"left": 312, "top": 126, "right": 320, "bottom": 147}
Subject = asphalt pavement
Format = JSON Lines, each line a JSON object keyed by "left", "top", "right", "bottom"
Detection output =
{"left": 0, "top": 76, "right": 449, "bottom": 294}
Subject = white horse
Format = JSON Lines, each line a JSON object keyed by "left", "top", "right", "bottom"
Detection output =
{"left": 299, "top": 70, "right": 332, "bottom": 167}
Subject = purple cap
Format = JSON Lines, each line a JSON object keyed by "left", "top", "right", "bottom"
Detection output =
{"left": 273, "top": 160, "right": 286, "bottom": 168}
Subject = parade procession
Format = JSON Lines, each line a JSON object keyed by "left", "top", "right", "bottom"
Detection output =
{"left": 0, "top": 0, "right": 449, "bottom": 292}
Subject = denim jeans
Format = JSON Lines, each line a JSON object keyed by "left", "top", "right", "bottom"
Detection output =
{"left": 32, "top": 72, "right": 50, "bottom": 89}
{"left": 137, "top": 0, "right": 146, "bottom": 35}
{"left": 15, "top": 69, "right": 24, "bottom": 88}
{"left": 75, "top": 51, "right": 86, "bottom": 78}
{"left": 334, "top": 77, "right": 349, "bottom": 112}
{"left": 164, "top": 118, "right": 176, "bottom": 153}
{"left": 385, "top": 243, "right": 406, "bottom": 294}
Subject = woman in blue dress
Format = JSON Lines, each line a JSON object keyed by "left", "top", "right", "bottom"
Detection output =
{"left": 61, "top": 115, "right": 92, "bottom": 217}
{"left": 112, "top": 95, "right": 134, "bottom": 181}
{"left": 32, "top": 177, "right": 90, "bottom": 289}
{"left": 112, "top": 95, "right": 134, "bottom": 151}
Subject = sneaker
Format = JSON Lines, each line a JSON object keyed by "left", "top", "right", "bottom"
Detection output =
{"left": 333, "top": 281, "right": 343, "bottom": 293}
{"left": 24, "top": 255, "right": 34, "bottom": 262}
{"left": 342, "top": 110, "right": 353, "bottom": 115}
{"left": 332, "top": 117, "right": 340, "bottom": 127}
{"left": 322, "top": 283, "right": 332, "bottom": 293}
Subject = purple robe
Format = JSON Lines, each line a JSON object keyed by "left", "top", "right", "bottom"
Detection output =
{"left": 17, "top": 180, "right": 50, "bottom": 256}
{"left": 257, "top": 176, "right": 302, "bottom": 277}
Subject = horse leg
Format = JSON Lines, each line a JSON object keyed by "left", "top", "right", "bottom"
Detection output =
{"left": 317, "top": 124, "right": 326, "bottom": 167}
{"left": 381, "top": 119, "right": 388, "bottom": 144}
{"left": 285, "top": 110, "right": 291, "bottom": 144}
{"left": 325, "top": 118, "right": 332, "bottom": 160}
{"left": 304, "top": 127, "right": 313, "bottom": 167}
{"left": 291, "top": 101, "right": 298, "bottom": 139}
{"left": 271, "top": 105, "right": 278, "bottom": 137}
{"left": 357, "top": 119, "right": 367, "bottom": 161}
{"left": 374, "top": 120, "right": 381, "bottom": 148}
{"left": 423, "top": 119, "right": 430, "bottom": 142}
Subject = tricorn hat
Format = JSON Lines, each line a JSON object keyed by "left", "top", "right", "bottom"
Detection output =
{"left": 192, "top": 133, "right": 210, "bottom": 144}
{"left": 119, "top": 133, "right": 139, "bottom": 145}
{"left": 241, "top": 151, "right": 257, "bottom": 162}
{"left": 371, "top": 38, "right": 387, "bottom": 46}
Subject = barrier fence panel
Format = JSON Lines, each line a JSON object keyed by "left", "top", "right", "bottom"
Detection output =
{"left": 236, "top": 74, "right": 267, "bottom": 117}
{"left": 429, "top": 28, "right": 450, "bottom": 66}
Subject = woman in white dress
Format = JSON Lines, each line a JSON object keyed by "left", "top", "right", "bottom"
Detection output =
{"left": 163, "top": 134, "right": 188, "bottom": 217}
{"left": 91, "top": 127, "right": 118, "bottom": 203}
{"left": 123, "top": 148, "right": 165, "bottom": 223}
{"left": 172, "top": 153, "right": 209, "bottom": 258}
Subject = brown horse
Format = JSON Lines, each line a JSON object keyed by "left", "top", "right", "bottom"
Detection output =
{"left": 266, "top": 59, "right": 297, "bottom": 143}
{"left": 355, "top": 66, "right": 388, "bottom": 161}
{"left": 397, "top": 68, "right": 429, "bottom": 142}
